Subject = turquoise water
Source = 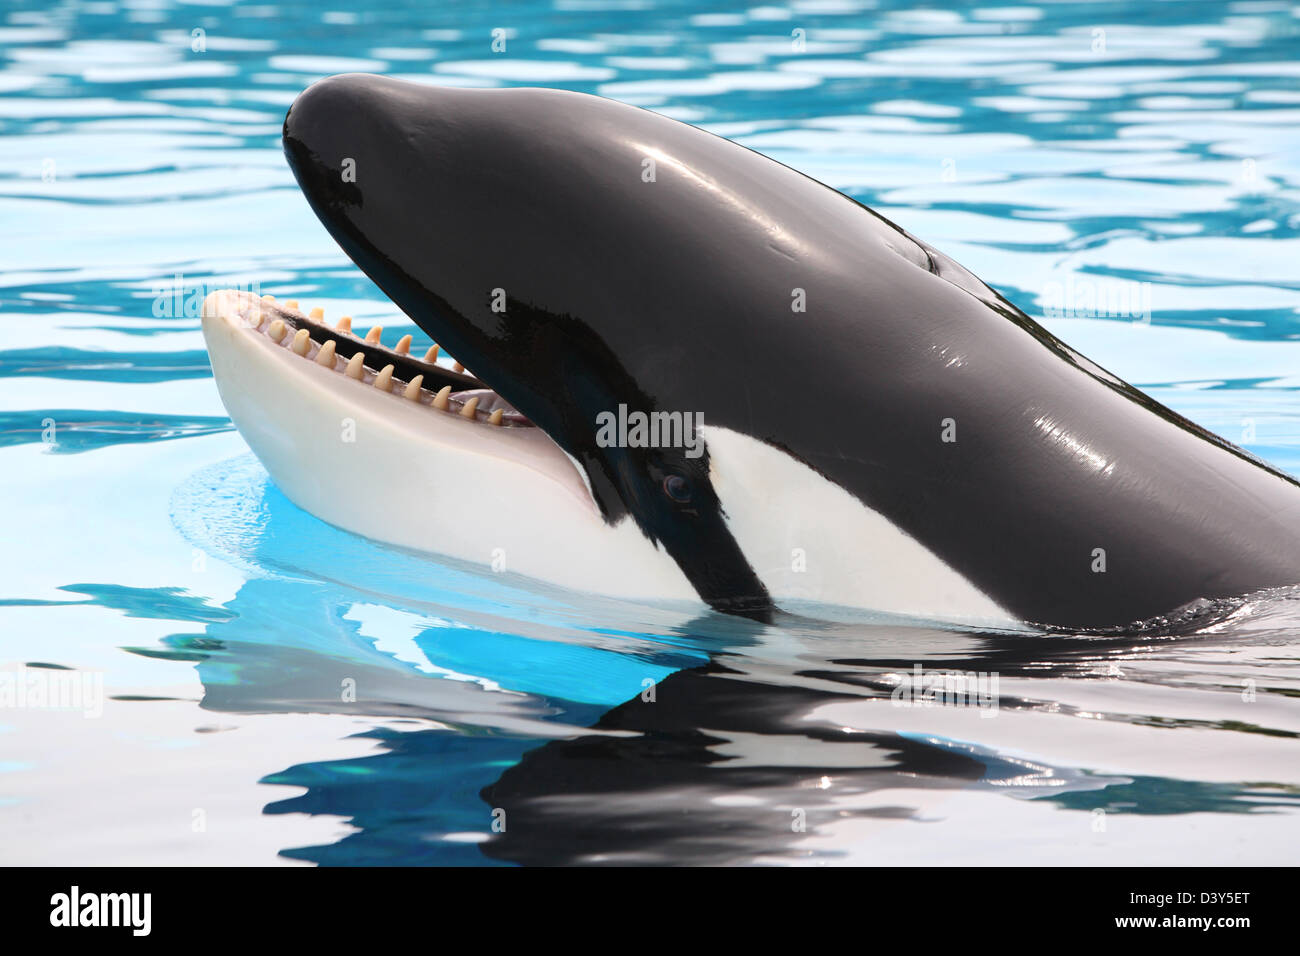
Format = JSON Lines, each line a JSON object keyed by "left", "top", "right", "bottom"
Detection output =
{"left": 3, "top": 0, "right": 1300, "bottom": 864}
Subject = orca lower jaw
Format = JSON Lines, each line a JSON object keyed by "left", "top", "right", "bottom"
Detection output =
{"left": 200, "top": 288, "right": 704, "bottom": 603}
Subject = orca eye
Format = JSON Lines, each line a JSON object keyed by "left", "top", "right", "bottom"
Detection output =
{"left": 662, "top": 474, "right": 692, "bottom": 503}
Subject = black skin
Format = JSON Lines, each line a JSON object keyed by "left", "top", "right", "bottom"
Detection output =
{"left": 281, "top": 74, "right": 1300, "bottom": 630}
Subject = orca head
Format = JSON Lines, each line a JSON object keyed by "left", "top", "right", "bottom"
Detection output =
{"left": 237, "top": 71, "right": 1300, "bottom": 633}
{"left": 281, "top": 74, "right": 779, "bottom": 619}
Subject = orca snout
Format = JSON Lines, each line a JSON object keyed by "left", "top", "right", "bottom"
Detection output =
{"left": 283, "top": 73, "right": 441, "bottom": 212}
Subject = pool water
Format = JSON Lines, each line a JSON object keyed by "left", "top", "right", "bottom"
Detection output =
{"left": 3, "top": 0, "right": 1300, "bottom": 865}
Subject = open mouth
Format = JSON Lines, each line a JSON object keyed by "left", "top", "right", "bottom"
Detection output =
{"left": 204, "top": 282, "right": 608, "bottom": 512}
{"left": 201, "top": 285, "right": 604, "bottom": 526}
{"left": 200, "top": 285, "right": 706, "bottom": 603}
{"left": 229, "top": 293, "right": 534, "bottom": 429}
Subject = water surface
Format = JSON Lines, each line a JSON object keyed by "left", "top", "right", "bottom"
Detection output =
{"left": 2, "top": 0, "right": 1300, "bottom": 864}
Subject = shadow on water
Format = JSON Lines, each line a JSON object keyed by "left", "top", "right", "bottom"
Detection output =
{"left": 137, "top": 457, "right": 1300, "bottom": 864}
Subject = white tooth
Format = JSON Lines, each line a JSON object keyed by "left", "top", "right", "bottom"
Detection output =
{"left": 337, "top": 315, "right": 352, "bottom": 332}
{"left": 291, "top": 328, "right": 311, "bottom": 356}
{"left": 365, "top": 325, "right": 382, "bottom": 344}
{"left": 423, "top": 344, "right": 439, "bottom": 363}
{"left": 345, "top": 352, "right": 365, "bottom": 380}
{"left": 488, "top": 408, "right": 504, "bottom": 426}
{"left": 315, "top": 339, "right": 337, "bottom": 367}
{"left": 309, "top": 306, "right": 324, "bottom": 320}
{"left": 395, "top": 334, "right": 412, "bottom": 355}
{"left": 267, "top": 319, "right": 286, "bottom": 343}
{"left": 404, "top": 374, "right": 424, "bottom": 401}
{"left": 460, "top": 396, "right": 480, "bottom": 419}
{"left": 285, "top": 299, "right": 299, "bottom": 310}
{"left": 374, "top": 364, "right": 394, "bottom": 391}
{"left": 432, "top": 385, "right": 451, "bottom": 410}
{"left": 453, "top": 361, "right": 465, "bottom": 373}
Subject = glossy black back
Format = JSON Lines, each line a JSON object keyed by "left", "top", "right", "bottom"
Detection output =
{"left": 283, "top": 74, "right": 1300, "bottom": 628}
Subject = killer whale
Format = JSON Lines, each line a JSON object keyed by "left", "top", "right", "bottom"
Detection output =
{"left": 201, "top": 73, "right": 1300, "bottom": 631}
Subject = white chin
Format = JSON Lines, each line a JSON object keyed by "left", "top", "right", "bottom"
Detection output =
{"left": 200, "top": 289, "right": 699, "bottom": 604}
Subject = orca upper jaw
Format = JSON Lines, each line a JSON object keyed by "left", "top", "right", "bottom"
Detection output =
{"left": 199, "top": 288, "right": 702, "bottom": 605}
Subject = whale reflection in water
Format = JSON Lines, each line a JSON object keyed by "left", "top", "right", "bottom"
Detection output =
{"left": 162, "top": 456, "right": 1300, "bottom": 865}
